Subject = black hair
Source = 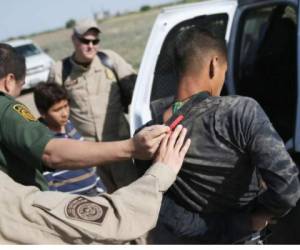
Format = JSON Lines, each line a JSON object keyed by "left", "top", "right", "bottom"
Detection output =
{"left": 174, "top": 27, "right": 227, "bottom": 77}
{"left": 0, "top": 43, "right": 26, "bottom": 81}
{"left": 33, "top": 82, "right": 69, "bottom": 114}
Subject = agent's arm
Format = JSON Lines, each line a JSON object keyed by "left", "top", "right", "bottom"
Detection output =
{"left": 42, "top": 124, "right": 170, "bottom": 169}
{"left": 0, "top": 125, "right": 191, "bottom": 244}
{"left": 242, "top": 99, "right": 300, "bottom": 230}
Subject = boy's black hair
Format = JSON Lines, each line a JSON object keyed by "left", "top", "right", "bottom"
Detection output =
{"left": 174, "top": 27, "right": 227, "bottom": 77}
{"left": 0, "top": 43, "right": 26, "bottom": 81}
{"left": 33, "top": 82, "right": 69, "bottom": 114}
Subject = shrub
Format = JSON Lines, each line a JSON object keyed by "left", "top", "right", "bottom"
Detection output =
{"left": 65, "top": 19, "right": 76, "bottom": 29}
{"left": 140, "top": 5, "right": 151, "bottom": 12}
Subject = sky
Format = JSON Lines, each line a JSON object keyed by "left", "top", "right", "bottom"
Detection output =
{"left": 0, "top": 0, "right": 179, "bottom": 41}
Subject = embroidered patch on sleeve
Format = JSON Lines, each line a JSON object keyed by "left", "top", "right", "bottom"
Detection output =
{"left": 65, "top": 196, "right": 108, "bottom": 225}
{"left": 13, "top": 104, "right": 37, "bottom": 121}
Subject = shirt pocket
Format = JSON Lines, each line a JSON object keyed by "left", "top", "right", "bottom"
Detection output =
{"left": 64, "top": 79, "right": 88, "bottom": 113}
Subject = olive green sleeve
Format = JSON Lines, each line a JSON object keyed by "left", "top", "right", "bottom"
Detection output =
{"left": 0, "top": 102, "right": 53, "bottom": 171}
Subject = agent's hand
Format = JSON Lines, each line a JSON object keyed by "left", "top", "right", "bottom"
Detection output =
{"left": 133, "top": 125, "right": 170, "bottom": 160}
{"left": 154, "top": 125, "right": 191, "bottom": 174}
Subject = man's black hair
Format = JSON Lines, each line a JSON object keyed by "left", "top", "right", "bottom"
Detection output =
{"left": 174, "top": 27, "right": 227, "bottom": 77}
{"left": 0, "top": 43, "right": 26, "bottom": 81}
{"left": 34, "top": 82, "right": 69, "bottom": 114}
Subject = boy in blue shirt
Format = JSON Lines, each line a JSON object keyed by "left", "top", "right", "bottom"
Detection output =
{"left": 34, "top": 82, "right": 106, "bottom": 195}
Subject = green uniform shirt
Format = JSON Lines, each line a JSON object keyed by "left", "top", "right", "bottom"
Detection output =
{"left": 0, "top": 92, "right": 53, "bottom": 190}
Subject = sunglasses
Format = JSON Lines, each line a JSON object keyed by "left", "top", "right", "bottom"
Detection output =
{"left": 76, "top": 36, "right": 100, "bottom": 45}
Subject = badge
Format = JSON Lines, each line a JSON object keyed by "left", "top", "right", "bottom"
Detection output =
{"left": 65, "top": 196, "right": 108, "bottom": 225}
{"left": 13, "top": 104, "right": 37, "bottom": 121}
{"left": 105, "top": 68, "right": 115, "bottom": 80}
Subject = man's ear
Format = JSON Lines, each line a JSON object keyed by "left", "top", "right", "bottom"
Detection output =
{"left": 209, "top": 56, "right": 219, "bottom": 79}
{"left": 209, "top": 58, "right": 215, "bottom": 79}
{"left": 3, "top": 73, "right": 15, "bottom": 92}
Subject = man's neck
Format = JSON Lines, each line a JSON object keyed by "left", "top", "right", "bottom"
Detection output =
{"left": 176, "top": 75, "right": 211, "bottom": 101}
{"left": 163, "top": 74, "right": 211, "bottom": 123}
{"left": 72, "top": 54, "right": 92, "bottom": 68}
{"left": 0, "top": 85, "right": 7, "bottom": 95}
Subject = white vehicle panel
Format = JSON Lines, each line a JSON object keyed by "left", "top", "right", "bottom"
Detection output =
{"left": 6, "top": 39, "right": 54, "bottom": 90}
{"left": 130, "top": 0, "right": 237, "bottom": 135}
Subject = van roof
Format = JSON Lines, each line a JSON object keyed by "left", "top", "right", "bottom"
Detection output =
{"left": 238, "top": 0, "right": 294, "bottom": 5}
{"left": 5, "top": 39, "right": 34, "bottom": 47}
{"left": 238, "top": 0, "right": 266, "bottom": 5}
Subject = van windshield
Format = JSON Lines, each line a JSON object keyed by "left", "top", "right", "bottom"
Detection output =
{"left": 15, "top": 44, "right": 41, "bottom": 57}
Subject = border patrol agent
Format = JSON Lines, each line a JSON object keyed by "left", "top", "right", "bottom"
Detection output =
{"left": 0, "top": 43, "right": 191, "bottom": 244}
{"left": 0, "top": 159, "right": 183, "bottom": 244}
{"left": 48, "top": 19, "right": 137, "bottom": 192}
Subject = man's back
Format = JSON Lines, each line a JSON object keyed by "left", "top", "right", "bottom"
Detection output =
{"left": 151, "top": 94, "right": 299, "bottom": 215}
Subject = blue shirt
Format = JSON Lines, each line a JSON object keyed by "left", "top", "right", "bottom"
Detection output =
{"left": 42, "top": 120, "right": 106, "bottom": 195}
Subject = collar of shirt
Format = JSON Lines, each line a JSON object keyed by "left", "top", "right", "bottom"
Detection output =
{"left": 70, "top": 52, "right": 104, "bottom": 74}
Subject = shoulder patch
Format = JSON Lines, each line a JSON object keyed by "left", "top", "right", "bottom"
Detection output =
{"left": 65, "top": 196, "right": 108, "bottom": 225}
{"left": 13, "top": 104, "right": 37, "bottom": 121}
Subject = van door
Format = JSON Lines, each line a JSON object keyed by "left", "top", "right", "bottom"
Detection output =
{"left": 295, "top": 1, "right": 300, "bottom": 152}
{"left": 130, "top": 0, "right": 237, "bottom": 134}
{"left": 227, "top": 0, "right": 298, "bottom": 145}
{"left": 227, "top": 0, "right": 299, "bottom": 244}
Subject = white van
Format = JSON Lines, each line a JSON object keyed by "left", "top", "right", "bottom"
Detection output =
{"left": 130, "top": 0, "right": 299, "bottom": 244}
{"left": 6, "top": 39, "right": 54, "bottom": 90}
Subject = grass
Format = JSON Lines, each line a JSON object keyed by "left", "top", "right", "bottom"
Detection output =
{"left": 28, "top": 0, "right": 206, "bottom": 69}
{"left": 98, "top": 9, "right": 161, "bottom": 69}
{"left": 30, "top": 8, "right": 161, "bottom": 70}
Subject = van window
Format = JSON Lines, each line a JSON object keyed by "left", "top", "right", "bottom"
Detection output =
{"left": 150, "top": 13, "right": 228, "bottom": 101}
{"left": 15, "top": 44, "right": 41, "bottom": 58}
{"left": 235, "top": 5, "right": 297, "bottom": 142}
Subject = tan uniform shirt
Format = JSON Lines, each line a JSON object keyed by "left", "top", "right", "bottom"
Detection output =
{"left": 0, "top": 162, "right": 176, "bottom": 244}
{"left": 49, "top": 50, "right": 137, "bottom": 192}
{"left": 49, "top": 49, "right": 135, "bottom": 142}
